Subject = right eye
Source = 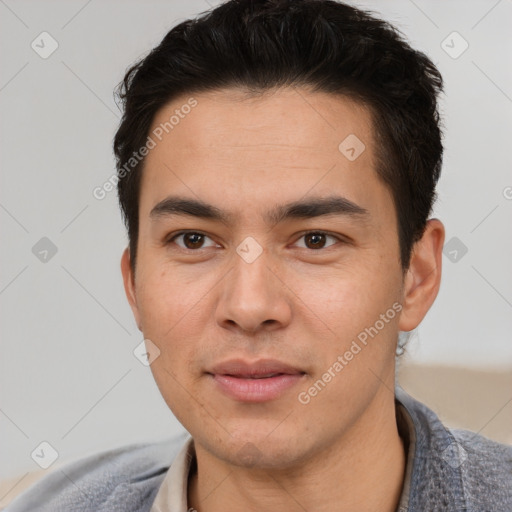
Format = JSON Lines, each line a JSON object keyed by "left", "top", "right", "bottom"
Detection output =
{"left": 166, "top": 231, "right": 219, "bottom": 251}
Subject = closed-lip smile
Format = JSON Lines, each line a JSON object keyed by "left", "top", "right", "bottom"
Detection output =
{"left": 207, "top": 358, "right": 306, "bottom": 402}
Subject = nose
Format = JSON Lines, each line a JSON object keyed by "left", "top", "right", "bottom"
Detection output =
{"left": 215, "top": 246, "right": 292, "bottom": 335}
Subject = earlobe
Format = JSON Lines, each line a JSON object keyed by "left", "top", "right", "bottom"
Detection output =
{"left": 398, "top": 219, "right": 445, "bottom": 332}
{"left": 121, "top": 248, "right": 142, "bottom": 331}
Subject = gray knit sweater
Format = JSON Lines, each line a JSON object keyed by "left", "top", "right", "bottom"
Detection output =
{"left": 6, "top": 386, "right": 512, "bottom": 511}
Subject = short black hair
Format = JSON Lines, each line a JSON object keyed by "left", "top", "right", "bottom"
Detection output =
{"left": 113, "top": 0, "right": 444, "bottom": 271}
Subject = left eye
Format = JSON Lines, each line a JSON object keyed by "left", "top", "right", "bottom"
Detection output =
{"left": 294, "top": 231, "right": 339, "bottom": 250}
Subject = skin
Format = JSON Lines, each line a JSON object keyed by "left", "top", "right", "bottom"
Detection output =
{"left": 121, "top": 86, "right": 445, "bottom": 512}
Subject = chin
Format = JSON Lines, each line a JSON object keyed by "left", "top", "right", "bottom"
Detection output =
{"left": 215, "top": 434, "right": 307, "bottom": 470}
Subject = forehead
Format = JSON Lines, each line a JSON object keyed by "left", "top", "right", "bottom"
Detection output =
{"left": 148, "top": 86, "right": 374, "bottom": 155}
{"left": 138, "top": 87, "right": 389, "bottom": 224}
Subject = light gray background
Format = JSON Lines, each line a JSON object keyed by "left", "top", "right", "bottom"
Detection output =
{"left": 1, "top": 0, "right": 511, "bottom": 482}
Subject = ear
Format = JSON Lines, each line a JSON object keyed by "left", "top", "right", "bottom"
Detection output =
{"left": 398, "top": 219, "right": 445, "bottom": 332}
{"left": 121, "top": 248, "right": 142, "bottom": 331}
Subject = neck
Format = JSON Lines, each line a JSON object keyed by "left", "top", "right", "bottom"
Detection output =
{"left": 188, "top": 389, "right": 406, "bottom": 512}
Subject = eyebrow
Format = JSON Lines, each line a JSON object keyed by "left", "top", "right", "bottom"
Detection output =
{"left": 149, "top": 195, "right": 369, "bottom": 226}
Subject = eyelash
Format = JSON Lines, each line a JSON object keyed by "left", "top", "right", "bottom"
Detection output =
{"left": 165, "top": 230, "right": 344, "bottom": 251}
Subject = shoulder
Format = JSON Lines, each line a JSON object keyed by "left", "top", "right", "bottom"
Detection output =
{"left": 5, "top": 433, "right": 189, "bottom": 512}
{"left": 396, "top": 386, "right": 512, "bottom": 510}
{"left": 450, "top": 428, "right": 512, "bottom": 507}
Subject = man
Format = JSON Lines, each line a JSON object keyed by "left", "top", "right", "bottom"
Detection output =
{"left": 7, "top": 0, "right": 511, "bottom": 511}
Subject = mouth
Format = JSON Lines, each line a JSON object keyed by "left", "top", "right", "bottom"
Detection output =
{"left": 207, "top": 359, "right": 306, "bottom": 402}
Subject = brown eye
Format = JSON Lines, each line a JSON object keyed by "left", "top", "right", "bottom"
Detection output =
{"left": 182, "top": 233, "right": 204, "bottom": 249}
{"left": 295, "top": 231, "right": 339, "bottom": 250}
{"left": 168, "top": 232, "right": 217, "bottom": 250}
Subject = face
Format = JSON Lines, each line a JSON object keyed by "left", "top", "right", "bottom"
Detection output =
{"left": 121, "top": 87, "right": 431, "bottom": 469}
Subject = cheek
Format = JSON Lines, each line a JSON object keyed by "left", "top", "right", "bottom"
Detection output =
{"left": 135, "top": 264, "right": 213, "bottom": 367}
{"left": 293, "top": 267, "right": 402, "bottom": 389}
{"left": 136, "top": 264, "right": 202, "bottom": 332}
{"left": 137, "top": 274, "right": 200, "bottom": 409}
{"left": 293, "top": 261, "right": 400, "bottom": 333}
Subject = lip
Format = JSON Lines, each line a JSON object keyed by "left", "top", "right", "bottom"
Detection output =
{"left": 207, "top": 359, "right": 306, "bottom": 402}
